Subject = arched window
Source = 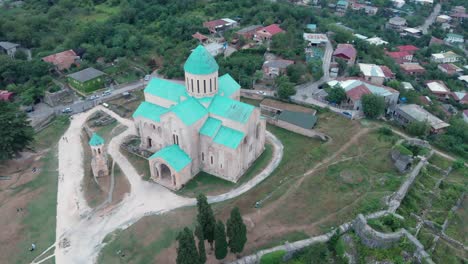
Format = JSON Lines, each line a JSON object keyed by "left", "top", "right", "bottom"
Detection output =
{"left": 201, "top": 152, "right": 204, "bottom": 161}
{"left": 98, "top": 148, "right": 101, "bottom": 154}
{"left": 152, "top": 124, "right": 156, "bottom": 130}
{"left": 210, "top": 156, "right": 213, "bottom": 165}
{"left": 203, "top": 80, "right": 206, "bottom": 93}
{"left": 197, "top": 80, "right": 200, "bottom": 93}
{"left": 256, "top": 123, "right": 261, "bottom": 139}
{"left": 191, "top": 79, "right": 194, "bottom": 92}
{"left": 210, "top": 79, "right": 212, "bottom": 92}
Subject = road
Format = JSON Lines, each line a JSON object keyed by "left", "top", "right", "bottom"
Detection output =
{"left": 31, "top": 106, "right": 284, "bottom": 263}
{"left": 421, "top": 4, "right": 441, "bottom": 34}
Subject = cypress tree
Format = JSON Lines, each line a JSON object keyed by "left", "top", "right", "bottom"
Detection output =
{"left": 176, "top": 227, "right": 200, "bottom": 264}
{"left": 196, "top": 193, "right": 216, "bottom": 248}
{"left": 214, "top": 220, "right": 228, "bottom": 260}
{"left": 195, "top": 224, "right": 206, "bottom": 264}
{"left": 226, "top": 207, "right": 247, "bottom": 253}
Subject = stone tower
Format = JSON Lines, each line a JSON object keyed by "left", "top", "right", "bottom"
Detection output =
{"left": 183, "top": 45, "right": 219, "bottom": 98}
{"left": 89, "top": 133, "right": 108, "bottom": 178}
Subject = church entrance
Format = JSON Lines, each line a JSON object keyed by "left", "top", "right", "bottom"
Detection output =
{"left": 156, "top": 163, "right": 175, "bottom": 186}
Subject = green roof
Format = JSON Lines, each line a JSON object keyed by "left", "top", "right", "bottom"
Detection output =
{"left": 183, "top": 45, "right": 219, "bottom": 75}
{"left": 144, "top": 78, "right": 187, "bottom": 103}
{"left": 200, "top": 117, "right": 222, "bottom": 137}
{"left": 218, "top": 73, "right": 240, "bottom": 97}
{"left": 208, "top": 95, "right": 254, "bottom": 124}
{"left": 133, "top": 101, "right": 168, "bottom": 122}
{"left": 149, "top": 145, "right": 192, "bottom": 172}
{"left": 171, "top": 97, "right": 208, "bottom": 126}
{"left": 89, "top": 133, "right": 104, "bottom": 146}
{"left": 278, "top": 110, "right": 317, "bottom": 129}
{"left": 213, "top": 126, "right": 245, "bottom": 149}
{"left": 197, "top": 96, "right": 214, "bottom": 106}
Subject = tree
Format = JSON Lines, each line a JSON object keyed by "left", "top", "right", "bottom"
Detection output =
{"left": 195, "top": 225, "right": 206, "bottom": 264}
{"left": 361, "top": 94, "right": 385, "bottom": 119}
{"left": 326, "top": 86, "right": 346, "bottom": 104}
{"left": 0, "top": 101, "right": 34, "bottom": 160}
{"left": 176, "top": 227, "right": 200, "bottom": 264}
{"left": 214, "top": 220, "right": 228, "bottom": 260}
{"left": 196, "top": 194, "right": 216, "bottom": 248}
{"left": 287, "top": 63, "right": 307, "bottom": 84}
{"left": 226, "top": 207, "right": 247, "bottom": 253}
{"left": 276, "top": 75, "right": 296, "bottom": 99}
{"left": 406, "top": 120, "right": 429, "bottom": 137}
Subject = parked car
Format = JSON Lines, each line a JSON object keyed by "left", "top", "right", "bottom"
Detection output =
{"left": 102, "top": 90, "right": 112, "bottom": 96}
{"left": 62, "top": 107, "right": 73, "bottom": 114}
{"left": 144, "top": 75, "right": 151, "bottom": 81}
{"left": 102, "top": 103, "right": 109, "bottom": 108}
{"left": 342, "top": 112, "right": 352, "bottom": 119}
{"left": 24, "top": 105, "right": 34, "bottom": 112}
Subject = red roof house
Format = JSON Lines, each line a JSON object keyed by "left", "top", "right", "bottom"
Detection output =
{"left": 0, "top": 90, "right": 14, "bottom": 101}
{"left": 396, "top": 45, "right": 419, "bottom": 54}
{"left": 386, "top": 50, "right": 413, "bottom": 64}
{"left": 400, "top": 63, "right": 426, "bottom": 75}
{"left": 42, "top": 50, "right": 78, "bottom": 71}
{"left": 192, "top": 32, "right": 209, "bottom": 42}
{"left": 429, "top": 36, "right": 444, "bottom": 46}
{"left": 437, "top": 63, "right": 463, "bottom": 75}
{"left": 333, "top": 44, "right": 357, "bottom": 65}
{"left": 255, "top": 24, "right": 284, "bottom": 41}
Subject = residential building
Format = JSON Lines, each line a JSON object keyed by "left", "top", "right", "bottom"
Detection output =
{"left": 42, "top": 50, "right": 79, "bottom": 71}
{"left": 419, "top": 96, "right": 432, "bottom": 105}
{"left": 0, "top": 90, "right": 14, "bottom": 101}
{"left": 336, "top": 0, "right": 349, "bottom": 15}
{"left": 396, "top": 45, "right": 419, "bottom": 54}
{"left": 262, "top": 59, "right": 294, "bottom": 78}
{"left": 303, "top": 33, "right": 329, "bottom": 46}
{"left": 437, "top": 63, "right": 462, "bottom": 75}
{"left": 203, "top": 18, "right": 238, "bottom": 33}
{"left": 365, "top": 37, "right": 388, "bottom": 46}
{"left": 0, "top": 41, "right": 31, "bottom": 60}
{"left": 451, "top": 6, "right": 466, "bottom": 14}
{"left": 458, "top": 75, "right": 468, "bottom": 87}
{"left": 327, "top": 78, "right": 399, "bottom": 114}
{"left": 333, "top": 44, "right": 357, "bottom": 65}
{"left": 192, "top": 32, "right": 208, "bottom": 43}
{"left": 452, "top": 92, "right": 468, "bottom": 105}
{"left": 402, "top": 27, "right": 422, "bottom": 38}
{"left": 436, "top": 15, "right": 452, "bottom": 23}
{"left": 386, "top": 17, "right": 407, "bottom": 31}
{"left": 132, "top": 45, "right": 266, "bottom": 190}
{"left": 426, "top": 81, "right": 451, "bottom": 100}
{"left": 429, "top": 36, "right": 444, "bottom": 46}
{"left": 413, "top": 0, "right": 433, "bottom": 5}
{"left": 386, "top": 50, "right": 413, "bottom": 64}
{"left": 392, "top": 0, "right": 405, "bottom": 8}
{"left": 350, "top": 2, "right": 378, "bottom": 15}
{"left": 394, "top": 104, "right": 449, "bottom": 133}
{"left": 306, "top": 24, "right": 317, "bottom": 32}
{"left": 400, "top": 63, "right": 425, "bottom": 75}
{"left": 236, "top": 25, "right": 263, "bottom": 39}
{"left": 255, "top": 24, "right": 284, "bottom": 41}
{"left": 67, "top": 67, "right": 106, "bottom": 93}
{"left": 431, "top": 51, "right": 461, "bottom": 63}
{"left": 358, "top": 63, "right": 395, "bottom": 85}
{"left": 401, "top": 82, "right": 414, "bottom": 90}
{"left": 444, "top": 33, "right": 464, "bottom": 45}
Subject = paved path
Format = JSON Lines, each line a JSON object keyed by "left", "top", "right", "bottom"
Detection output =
{"left": 421, "top": 4, "right": 441, "bottom": 34}
{"left": 43, "top": 106, "right": 283, "bottom": 263}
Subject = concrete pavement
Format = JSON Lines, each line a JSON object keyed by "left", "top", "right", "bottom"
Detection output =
{"left": 421, "top": 4, "right": 441, "bottom": 34}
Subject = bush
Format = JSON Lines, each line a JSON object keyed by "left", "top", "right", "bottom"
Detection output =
{"left": 361, "top": 94, "right": 385, "bottom": 119}
{"left": 260, "top": 250, "right": 286, "bottom": 264}
{"left": 452, "top": 160, "right": 464, "bottom": 170}
{"left": 394, "top": 144, "right": 413, "bottom": 156}
{"left": 378, "top": 127, "right": 393, "bottom": 136}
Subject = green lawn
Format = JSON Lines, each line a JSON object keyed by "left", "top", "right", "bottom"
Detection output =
{"left": 10, "top": 117, "right": 70, "bottom": 263}
{"left": 121, "top": 148, "right": 151, "bottom": 181}
{"left": 177, "top": 143, "right": 273, "bottom": 197}
{"left": 428, "top": 154, "right": 452, "bottom": 170}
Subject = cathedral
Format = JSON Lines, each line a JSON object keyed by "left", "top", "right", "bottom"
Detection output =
{"left": 132, "top": 45, "right": 266, "bottom": 190}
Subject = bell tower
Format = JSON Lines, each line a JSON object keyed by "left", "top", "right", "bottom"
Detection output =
{"left": 89, "top": 133, "right": 109, "bottom": 178}
{"left": 183, "top": 45, "right": 219, "bottom": 98}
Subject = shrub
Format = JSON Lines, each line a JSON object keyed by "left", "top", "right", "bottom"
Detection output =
{"left": 260, "top": 250, "right": 286, "bottom": 264}
{"left": 394, "top": 144, "right": 413, "bottom": 156}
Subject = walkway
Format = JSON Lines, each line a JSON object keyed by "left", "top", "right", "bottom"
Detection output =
{"left": 35, "top": 106, "right": 283, "bottom": 263}
{"left": 421, "top": 4, "right": 441, "bottom": 35}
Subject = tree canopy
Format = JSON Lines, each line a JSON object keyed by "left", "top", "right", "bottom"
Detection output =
{"left": 0, "top": 102, "right": 35, "bottom": 160}
{"left": 361, "top": 94, "right": 385, "bottom": 119}
{"left": 276, "top": 75, "right": 296, "bottom": 99}
{"left": 226, "top": 207, "right": 247, "bottom": 253}
{"left": 326, "top": 86, "right": 346, "bottom": 104}
{"left": 176, "top": 227, "right": 200, "bottom": 264}
{"left": 196, "top": 193, "right": 216, "bottom": 247}
{"left": 214, "top": 220, "right": 228, "bottom": 260}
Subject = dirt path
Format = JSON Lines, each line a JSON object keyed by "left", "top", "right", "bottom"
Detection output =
{"left": 35, "top": 106, "right": 284, "bottom": 264}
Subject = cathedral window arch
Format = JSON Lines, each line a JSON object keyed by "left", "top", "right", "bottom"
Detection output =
{"left": 197, "top": 80, "right": 200, "bottom": 93}
{"left": 210, "top": 79, "right": 212, "bottom": 92}
{"left": 191, "top": 79, "right": 194, "bottom": 92}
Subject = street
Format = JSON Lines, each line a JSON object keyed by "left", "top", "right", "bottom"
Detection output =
{"left": 421, "top": 4, "right": 441, "bottom": 35}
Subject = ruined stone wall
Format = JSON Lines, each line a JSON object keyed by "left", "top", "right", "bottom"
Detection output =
{"left": 44, "top": 89, "right": 71, "bottom": 107}
{"left": 353, "top": 214, "right": 405, "bottom": 249}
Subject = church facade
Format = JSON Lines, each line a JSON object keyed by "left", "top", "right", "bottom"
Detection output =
{"left": 132, "top": 45, "right": 266, "bottom": 190}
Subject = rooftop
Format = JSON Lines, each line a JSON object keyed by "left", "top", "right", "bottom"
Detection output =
{"left": 132, "top": 101, "right": 168, "bottom": 123}
{"left": 42, "top": 49, "right": 78, "bottom": 70}
{"left": 400, "top": 63, "right": 425, "bottom": 71}
{"left": 398, "top": 104, "right": 449, "bottom": 130}
{"left": 67, "top": 67, "right": 105, "bottom": 83}
{"left": 259, "top": 24, "right": 284, "bottom": 35}
{"left": 89, "top": 133, "right": 105, "bottom": 146}
{"left": 144, "top": 78, "right": 187, "bottom": 103}
{"left": 260, "top": 98, "right": 316, "bottom": 113}
{"left": 426, "top": 81, "right": 450, "bottom": 93}
{"left": 359, "top": 63, "right": 386, "bottom": 77}
{"left": 218, "top": 73, "right": 241, "bottom": 97}
{"left": 263, "top": 59, "right": 295, "bottom": 69}
{"left": 208, "top": 95, "right": 254, "bottom": 124}
{"left": 200, "top": 117, "right": 222, "bottom": 137}
{"left": 396, "top": 45, "right": 419, "bottom": 52}
{"left": 184, "top": 45, "right": 219, "bottom": 75}
{"left": 171, "top": 97, "right": 208, "bottom": 126}
{"left": 213, "top": 126, "right": 245, "bottom": 149}
{"left": 149, "top": 145, "right": 192, "bottom": 172}
{"left": 278, "top": 110, "right": 317, "bottom": 129}
{"left": 303, "top": 33, "right": 329, "bottom": 43}
{"left": 237, "top": 25, "right": 262, "bottom": 33}
{"left": 333, "top": 44, "right": 357, "bottom": 59}
{"left": 0, "top": 41, "right": 19, "bottom": 50}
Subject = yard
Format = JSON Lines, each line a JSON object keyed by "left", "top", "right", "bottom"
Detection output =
{"left": 0, "top": 116, "right": 70, "bottom": 264}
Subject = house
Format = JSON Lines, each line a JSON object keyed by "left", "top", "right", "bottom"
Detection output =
{"left": 400, "top": 63, "right": 425, "bottom": 75}
{"left": 203, "top": 18, "right": 238, "bottom": 33}
{"left": 306, "top": 24, "right": 317, "bottom": 32}
{"left": 402, "top": 27, "right": 422, "bottom": 38}
{"left": 419, "top": 95, "right": 432, "bottom": 105}
{"left": 414, "top": 0, "right": 433, "bottom": 5}
{"left": 365, "top": 37, "right": 388, "bottom": 46}
{"left": 0, "top": 41, "right": 19, "bottom": 57}
{"left": 396, "top": 45, "right": 419, "bottom": 54}
{"left": 262, "top": 59, "right": 294, "bottom": 78}
{"left": 436, "top": 15, "right": 452, "bottom": 23}
{"left": 392, "top": 0, "right": 405, "bottom": 8}
{"left": 437, "top": 63, "right": 462, "bottom": 75}
{"left": 333, "top": 44, "right": 357, "bottom": 65}
{"left": 386, "top": 17, "right": 407, "bottom": 31}
{"left": 192, "top": 32, "right": 209, "bottom": 43}
{"left": 452, "top": 91, "right": 468, "bottom": 105}
{"left": 451, "top": 6, "right": 466, "bottom": 14}
{"left": 426, "top": 81, "right": 451, "bottom": 100}
{"left": 303, "top": 33, "right": 329, "bottom": 46}
{"left": 358, "top": 63, "right": 395, "bottom": 85}
{"left": 463, "top": 110, "right": 468, "bottom": 123}
{"left": 386, "top": 51, "right": 413, "bottom": 64}
{"left": 350, "top": 2, "right": 378, "bottom": 15}
{"left": 431, "top": 51, "right": 461, "bottom": 63}
{"left": 204, "top": 42, "right": 224, "bottom": 56}
{"left": 401, "top": 82, "right": 414, "bottom": 90}
{"left": 236, "top": 25, "right": 263, "bottom": 39}
{"left": 458, "top": 75, "right": 468, "bottom": 86}
{"left": 429, "top": 36, "right": 444, "bottom": 46}
{"left": 450, "top": 12, "right": 468, "bottom": 22}
{"left": 336, "top": 0, "right": 349, "bottom": 15}
{"left": 132, "top": 45, "right": 265, "bottom": 190}
{"left": 327, "top": 78, "right": 400, "bottom": 114}
{"left": 42, "top": 50, "right": 79, "bottom": 71}
{"left": 255, "top": 24, "right": 284, "bottom": 41}
{"left": 0, "top": 90, "right": 14, "bottom": 101}
{"left": 444, "top": 33, "right": 464, "bottom": 45}
{"left": 394, "top": 104, "right": 449, "bottom": 133}
{"left": 67, "top": 67, "right": 106, "bottom": 93}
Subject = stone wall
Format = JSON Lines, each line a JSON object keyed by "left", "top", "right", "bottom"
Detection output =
{"left": 353, "top": 214, "right": 405, "bottom": 249}
{"left": 44, "top": 89, "right": 71, "bottom": 107}
{"left": 266, "top": 118, "right": 327, "bottom": 141}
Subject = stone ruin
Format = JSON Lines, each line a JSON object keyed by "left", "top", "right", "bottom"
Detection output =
{"left": 391, "top": 149, "right": 414, "bottom": 173}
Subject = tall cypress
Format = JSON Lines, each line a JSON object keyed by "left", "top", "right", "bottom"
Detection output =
{"left": 176, "top": 227, "right": 200, "bottom": 264}
{"left": 196, "top": 193, "right": 216, "bottom": 248}
{"left": 226, "top": 207, "right": 247, "bottom": 253}
{"left": 214, "top": 220, "right": 228, "bottom": 260}
{"left": 195, "top": 224, "right": 206, "bottom": 264}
